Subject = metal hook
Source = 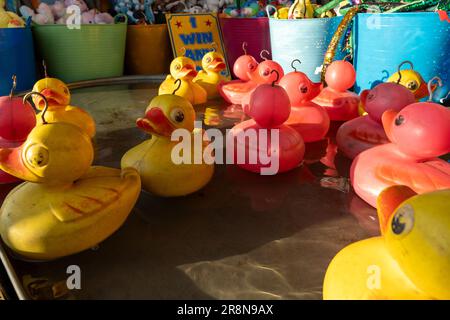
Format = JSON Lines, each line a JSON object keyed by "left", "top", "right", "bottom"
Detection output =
{"left": 440, "top": 91, "right": 450, "bottom": 105}
{"left": 9, "top": 75, "right": 17, "bottom": 99}
{"left": 23, "top": 92, "right": 49, "bottom": 125}
{"left": 242, "top": 42, "right": 248, "bottom": 55}
{"left": 271, "top": 70, "right": 279, "bottom": 87}
{"left": 260, "top": 49, "right": 270, "bottom": 61}
{"left": 291, "top": 59, "right": 301, "bottom": 72}
{"left": 396, "top": 60, "right": 414, "bottom": 84}
{"left": 342, "top": 44, "right": 352, "bottom": 62}
{"left": 211, "top": 42, "right": 218, "bottom": 52}
{"left": 42, "top": 60, "right": 48, "bottom": 78}
{"left": 172, "top": 79, "right": 182, "bottom": 95}
{"left": 427, "top": 76, "right": 442, "bottom": 102}
{"left": 180, "top": 47, "right": 186, "bottom": 57}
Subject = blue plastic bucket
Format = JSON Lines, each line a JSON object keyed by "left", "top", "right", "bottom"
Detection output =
{"left": 269, "top": 16, "right": 344, "bottom": 82}
{"left": 0, "top": 24, "right": 37, "bottom": 95}
{"left": 353, "top": 12, "right": 450, "bottom": 93}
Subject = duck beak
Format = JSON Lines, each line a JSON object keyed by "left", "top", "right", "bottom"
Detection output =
{"left": 39, "top": 88, "right": 68, "bottom": 107}
{"left": 310, "top": 81, "right": 323, "bottom": 99}
{"left": 360, "top": 89, "right": 370, "bottom": 107}
{"left": 381, "top": 109, "right": 397, "bottom": 142}
{"left": 0, "top": 147, "right": 40, "bottom": 182}
{"left": 136, "top": 107, "right": 175, "bottom": 137}
{"left": 178, "top": 66, "right": 198, "bottom": 78}
{"left": 376, "top": 185, "right": 417, "bottom": 235}
{"left": 208, "top": 58, "right": 226, "bottom": 71}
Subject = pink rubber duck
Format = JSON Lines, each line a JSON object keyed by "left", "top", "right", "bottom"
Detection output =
{"left": 336, "top": 82, "right": 415, "bottom": 159}
{"left": 313, "top": 60, "right": 359, "bottom": 121}
{"left": 351, "top": 100, "right": 450, "bottom": 207}
{"left": 228, "top": 70, "right": 304, "bottom": 175}
{"left": 279, "top": 59, "right": 329, "bottom": 142}
{"left": 219, "top": 50, "right": 284, "bottom": 106}
{"left": 0, "top": 76, "right": 36, "bottom": 184}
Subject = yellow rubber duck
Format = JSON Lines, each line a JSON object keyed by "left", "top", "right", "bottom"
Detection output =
{"left": 387, "top": 62, "right": 431, "bottom": 101}
{"left": 274, "top": 7, "right": 289, "bottom": 19}
{"left": 159, "top": 56, "right": 207, "bottom": 105}
{"left": 288, "top": 0, "right": 314, "bottom": 19}
{"left": 0, "top": 93, "right": 141, "bottom": 260}
{"left": 122, "top": 82, "right": 214, "bottom": 197}
{"left": 0, "top": 0, "right": 25, "bottom": 28}
{"left": 31, "top": 77, "right": 96, "bottom": 138}
{"left": 193, "top": 51, "right": 226, "bottom": 99}
{"left": 323, "top": 185, "right": 450, "bottom": 300}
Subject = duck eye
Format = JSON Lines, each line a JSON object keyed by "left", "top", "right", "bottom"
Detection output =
{"left": 63, "top": 87, "right": 69, "bottom": 95}
{"left": 299, "top": 85, "right": 308, "bottom": 94}
{"left": 395, "top": 115, "right": 405, "bottom": 126}
{"left": 174, "top": 64, "right": 181, "bottom": 71}
{"left": 391, "top": 204, "right": 414, "bottom": 235}
{"left": 406, "top": 81, "right": 418, "bottom": 91}
{"left": 25, "top": 144, "right": 49, "bottom": 168}
{"left": 170, "top": 108, "right": 185, "bottom": 123}
{"left": 206, "top": 57, "right": 212, "bottom": 63}
{"left": 248, "top": 63, "right": 255, "bottom": 70}
{"left": 262, "top": 69, "right": 270, "bottom": 76}
{"left": 367, "top": 93, "right": 375, "bottom": 101}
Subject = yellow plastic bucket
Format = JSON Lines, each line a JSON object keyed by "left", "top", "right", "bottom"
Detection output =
{"left": 125, "top": 24, "right": 172, "bottom": 75}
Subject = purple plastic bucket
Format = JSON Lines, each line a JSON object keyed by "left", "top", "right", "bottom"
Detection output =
{"left": 220, "top": 17, "right": 271, "bottom": 78}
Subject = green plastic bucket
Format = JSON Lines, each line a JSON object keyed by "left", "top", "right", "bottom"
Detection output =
{"left": 32, "top": 16, "right": 127, "bottom": 83}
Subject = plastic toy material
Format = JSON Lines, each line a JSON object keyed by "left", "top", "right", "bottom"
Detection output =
{"left": 279, "top": 60, "right": 329, "bottom": 142}
{"left": 159, "top": 56, "right": 207, "bottom": 105}
{"left": 0, "top": 77, "right": 36, "bottom": 184}
{"left": 324, "top": 186, "right": 450, "bottom": 300}
{"left": 351, "top": 101, "right": 450, "bottom": 207}
{"left": 0, "top": 93, "right": 141, "bottom": 260}
{"left": 313, "top": 60, "right": 359, "bottom": 121}
{"left": 32, "top": 76, "right": 96, "bottom": 138}
{"left": 387, "top": 61, "right": 430, "bottom": 101}
{"left": 228, "top": 70, "right": 304, "bottom": 174}
{"left": 121, "top": 90, "right": 214, "bottom": 196}
{"left": 193, "top": 50, "right": 226, "bottom": 99}
{"left": 219, "top": 50, "right": 284, "bottom": 106}
{"left": 233, "top": 43, "right": 259, "bottom": 81}
{"left": 336, "top": 82, "right": 415, "bottom": 159}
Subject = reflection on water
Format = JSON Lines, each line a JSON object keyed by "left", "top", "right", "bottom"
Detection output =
{"left": 0, "top": 82, "right": 380, "bottom": 299}
{"left": 179, "top": 216, "right": 367, "bottom": 300}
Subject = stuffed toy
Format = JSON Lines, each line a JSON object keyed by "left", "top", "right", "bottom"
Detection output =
{"left": 20, "top": 2, "right": 54, "bottom": 24}
{"left": 1, "top": 0, "right": 25, "bottom": 27}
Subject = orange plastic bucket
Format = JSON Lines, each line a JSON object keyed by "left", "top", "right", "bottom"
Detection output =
{"left": 125, "top": 24, "right": 172, "bottom": 75}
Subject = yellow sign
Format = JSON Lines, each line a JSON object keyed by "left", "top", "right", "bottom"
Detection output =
{"left": 166, "top": 13, "right": 231, "bottom": 79}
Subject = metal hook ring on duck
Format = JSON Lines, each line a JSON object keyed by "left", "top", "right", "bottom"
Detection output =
{"left": 242, "top": 42, "right": 248, "bottom": 55}
{"left": 427, "top": 76, "right": 443, "bottom": 102}
{"left": 291, "top": 59, "right": 302, "bottom": 72}
{"left": 396, "top": 60, "right": 414, "bottom": 85}
{"left": 9, "top": 75, "right": 17, "bottom": 99}
{"left": 260, "top": 49, "right": 271, "bottom": 61}
{"left": 172, "top": 79, "right": 182, "bottom": 95}
{"left": 271, "top": 70, "right": 280, "bottom": 87}
{"left": 23, "top": 91, "right": 49, "bottom": 125}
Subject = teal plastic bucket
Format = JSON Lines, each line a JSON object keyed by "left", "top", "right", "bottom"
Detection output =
{"left": 0, "top": 23, "right": 37, "bottom": 95}
{"left": 269, "top": 16, "right": 344, "bottom": 82}
{"left": 353, "top": 12, "right": 450, "bottom": 94}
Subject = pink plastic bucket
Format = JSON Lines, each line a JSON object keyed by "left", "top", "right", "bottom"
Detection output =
{"left": 219, "top": 17, "right": 271, "bottom": 78}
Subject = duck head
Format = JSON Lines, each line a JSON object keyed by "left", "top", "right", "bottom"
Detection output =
{"left": 377, "top": 186, "right": 450, "bottom": 299}
{"left": 279, "top": 71, "right": 323, "bottom": 105}
{"left": 382, "top": 102, "right": 450, "bottom": 159}
{"left": 170, "top": 57, "right": 198, "bottom": 80}
{"left": 0, "top": 93, "right": 93, "bottom": 185}
{"left": 251, "top": 60, "right": 284, "bottom": 84}
{"left": 136, "top": 94, "right": 196, "bottom": 137}
{"left": 32, "top": 77, "right": 71, "bottom": 109}
{"left": 0, "top": 123, "right": 93, "bottom": 185}
{"left": 360, "top": 83, "right": 415, "bottom": 123}
{"left": 233, "top": 54, "right": 258, "bottom": 81}
{"left": 202, "top": 52, "right": 226, "bottom": 73}
{"left": 387, "top": 69, "right": 430, "bottom": 100}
